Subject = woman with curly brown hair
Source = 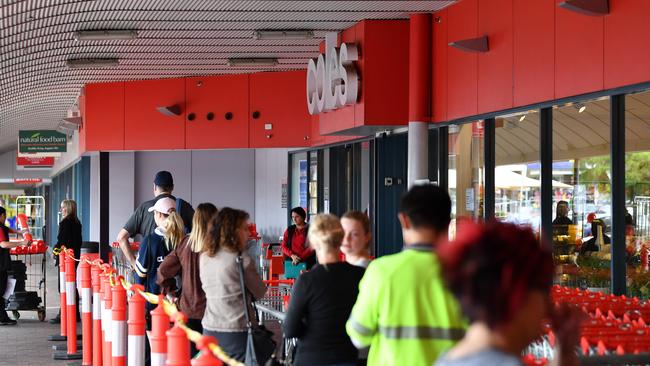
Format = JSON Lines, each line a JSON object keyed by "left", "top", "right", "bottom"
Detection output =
{"left": 435, "top": 221, "right": 581, "bottom": 366}
{"left": 199, "top": 207, "right": 266, "bottom": 361}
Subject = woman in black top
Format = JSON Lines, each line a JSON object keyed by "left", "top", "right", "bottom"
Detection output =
{"left": 283, "top": 214, "right": 365, "bottom": 366}
{"left": 50, "top": 199, "right": 82, "bottom": 324}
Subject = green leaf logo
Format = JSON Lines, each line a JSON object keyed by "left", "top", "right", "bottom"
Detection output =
{"left": 31, "top": 132, "right": 40, "bottom": 138}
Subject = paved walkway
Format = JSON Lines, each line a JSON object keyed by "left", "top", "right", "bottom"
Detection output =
{"left": 1, "top": 254, "right": 66, "bottom": 366}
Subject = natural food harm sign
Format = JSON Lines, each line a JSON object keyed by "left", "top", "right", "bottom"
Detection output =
{"left": 19, "top": 130, "right": 67, "bottom": 153}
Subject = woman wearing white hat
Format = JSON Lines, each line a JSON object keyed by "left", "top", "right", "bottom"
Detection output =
{"left": 134, "top": 197, "right": 186, "bottom": 311}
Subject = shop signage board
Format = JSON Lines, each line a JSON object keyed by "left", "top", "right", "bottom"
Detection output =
{"left": 307, "top": 32, "right": 359, "bottom": 115}
{"left": 16, "top": 156, "right": 54, "bottom": 167}
{"left": 14, "top": 178, "right": 43, "bottom": 185}
{"left": 18, "top": 130, "right": 67, "bottom": 153}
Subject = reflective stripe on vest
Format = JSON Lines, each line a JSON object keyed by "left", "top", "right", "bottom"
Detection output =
{"left": 378, "top": 326, "right": 465, "bottom": 340}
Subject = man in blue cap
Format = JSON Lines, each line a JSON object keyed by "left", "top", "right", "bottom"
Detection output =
{"left": 116, "top": 170, "right": 194, "bottom": 266}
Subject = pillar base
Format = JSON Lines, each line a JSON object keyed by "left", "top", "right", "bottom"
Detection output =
{"left": 52, "top": 343, "right": 82, "bottom": 351}
{"left": 48, "top": 334, "right": 82, "bottom": 341}
{"left": 53, "top": 351, "right": 82, "bottom": 360}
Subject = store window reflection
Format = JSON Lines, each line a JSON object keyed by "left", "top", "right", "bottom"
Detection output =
{"left": 448, "top": 121, "right": 485, "bottom": 239}
{"left": 494, "top": 111, "right": 541, "bottom": 233}
{"left": 551, "top": 97, "right": 613, "bottom": 292}
{"left": 625, "top": 91, "right": 650, "bottom": 299}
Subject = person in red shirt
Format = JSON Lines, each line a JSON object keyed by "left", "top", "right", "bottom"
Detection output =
{"left": 281, "top": 207, "right": 316, "bottom": 269}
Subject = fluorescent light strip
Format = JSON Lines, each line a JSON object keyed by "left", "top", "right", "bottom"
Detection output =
{"left": 253, "top": 30, "right": 314, "bottom": 40}
{"left": 227, "top": 58, "right": 278, "bottom": 67}
{"left": 74, "top": 30, "right": 138, "bottom": 41}
{"left": 66, "top": 58, "right": 120, "bottom": 69}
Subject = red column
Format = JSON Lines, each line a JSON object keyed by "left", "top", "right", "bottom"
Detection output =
{"left": 150, "top": 295, "right": 170, "bottom": 366}
{"left": 165, "top": 324, "right": 190, "bottom": 366}
{"left": 60, "top": 249, "right": 68, "bottom": 338}
{"left": 80, "top": 258, "right": 93, "bottom": 365}
{"left": 112, "top": 279, "right": 127, "bottom": 366}
{"left": 191, "top": 337, "right": 223, "bottom": 366}
{"left": 65, "top": 249, "right": 79, "bottom": 355}
{"left": 91, "top": 262, "right": 103, "bottom": 366}
{"left": 407, "top": 13, "right": 432, "bottom": 188}
{"left": 128, "top": 284, "right": 146, "bottom": 366}
{"left": 102, "top": 267, "right": 113, "bottom": 366}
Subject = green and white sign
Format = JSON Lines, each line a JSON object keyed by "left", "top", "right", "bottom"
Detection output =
{"left": 19, "top": 130, "right": 67, "bottom": 153}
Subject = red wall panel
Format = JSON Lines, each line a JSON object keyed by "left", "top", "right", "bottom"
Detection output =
{"left": 124, "top": 78, "right": 186, "bottom": 150}
{"left": 249, "top": 71, "right": 311, "bottom": 148}
{"left": 477, "top": 0, "right": 513, "bottom": 113}
{"left": 82, "top": 82, "right": 125, "bottom": 151}
{"left": 432, "top": 9, "right": 448, "bottom": 123}
{"left": 447, "top": 0, "right": 478, "bottom": 120}
{"left": 362, "top": 20, "right": 410, "bottom": 126}
{"left": 604, "top": 0, "right": 650, "bottom": 89}
{"left": 513, "top": 0, "right": 555, "bottom": 106}
{"left": 555, "top": 0, "right": 604, "bottom": 98}
{"left": 185, "top": 75, "right": 249, "bottom": 149}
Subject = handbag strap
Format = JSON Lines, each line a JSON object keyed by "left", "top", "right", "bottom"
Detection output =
{"left": 235, "top": 253, "right": 252, "bottom": 326}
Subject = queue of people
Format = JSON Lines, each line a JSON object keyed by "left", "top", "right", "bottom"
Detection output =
{"left": 29, "top": 168, "right": 580, "bottom": 365}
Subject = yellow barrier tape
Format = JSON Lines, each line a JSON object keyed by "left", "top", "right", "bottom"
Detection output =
{"left": 61, "top": 247, "right": 244, "bottom": 366}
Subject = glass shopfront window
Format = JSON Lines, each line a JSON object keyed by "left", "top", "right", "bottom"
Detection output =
{"left": 625, "top": 91, "right": 650, "bottom": 299}
{"left": 551, "top": 97, "right": 612, "bottom": 291}
{"left": 494, "top": 111, "right": 541, "bottom": 233}
{"left": 448, "top": 121, "right": 485, "bottom": 238}
{"left": 290, "top": 152, "right": 308, "bottom": 212}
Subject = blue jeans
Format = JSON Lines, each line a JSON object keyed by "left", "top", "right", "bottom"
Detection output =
{"left": 203, "top": 329, "right": 248, "bottom": 362}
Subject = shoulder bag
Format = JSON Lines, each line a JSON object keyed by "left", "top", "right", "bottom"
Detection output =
{"left": 236, "top": 254, "right": 278, "bottom": 366}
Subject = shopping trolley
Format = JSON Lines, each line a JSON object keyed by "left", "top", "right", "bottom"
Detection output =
{"left": 7, "top": 242, "right": 47, "bottom": 321}
{"left": 110, "top": 241, "right": 139, "bottom": 284}
{"left": 256, "top": 279, "right": 296, "bottom": 365}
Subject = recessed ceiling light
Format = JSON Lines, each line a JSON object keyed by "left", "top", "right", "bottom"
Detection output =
{"left": 66, "top": 58, "right": 120, "bottom": 69}
{"left": 575, "top": 103, "right": 587, "bottom": 113}
{"left": 253, "top": 30, "right": 314, "bottom": 40}
{"left": 74, "top": 30, "right": 138, "bottom": 41}
{"left": 227, "top": 58, "right": 278, "bottom": 67}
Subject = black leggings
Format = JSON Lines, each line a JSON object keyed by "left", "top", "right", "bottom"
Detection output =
{"left": 0, "top": 271, "right": 8, "bottom": 320}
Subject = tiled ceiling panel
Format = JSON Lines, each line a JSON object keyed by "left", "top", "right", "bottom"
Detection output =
{"left": 0, "top": 0, "right": 455, "bottom": 151}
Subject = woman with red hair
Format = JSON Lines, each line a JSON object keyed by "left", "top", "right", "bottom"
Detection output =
{"left": 435, "top": 221, "right": 581, "bottom": 366}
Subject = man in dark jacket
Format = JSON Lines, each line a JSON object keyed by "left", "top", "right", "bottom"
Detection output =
{"left": 115, "top": 171, "right": 194, "bottom": 267}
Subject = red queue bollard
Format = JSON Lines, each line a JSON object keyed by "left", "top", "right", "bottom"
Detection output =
{"left": 128, "top": 284, "right": 146, "bottom": 366}
{"left": 112, "top": 278, "right": 127, "bottom": 366}
{"left": 16, "top": 213, "right": 33, "bottom": 242}
{"left": 66, "top": 249, "right": 80, "bottom": 355}
{"left": 150, "top": 295, "right": 171, "bottom": 366}
{"left": 91, "top": 262, "right": 104, "bottom": 366}
{"left": 191, "top": 337, "right": 223, "bottom": 366}
{"left": 60, "top": 249, "right": 68, "bottom": 338}
{"left": 166, "top": 323, "right": 190, "bottom": 366}
{"left": 48, "top": 248, "right": 68, "bottom": 342}
{"left": 53, "top": 249, "right": 82, "bottom": 360}
{"left": 102, "top": 267, "right": 114, "bottom": 366}
{"left": 80, "top": 258, "right": 93, "bottom": 365}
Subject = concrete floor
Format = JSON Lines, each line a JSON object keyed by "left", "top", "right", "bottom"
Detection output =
{"left": 1, "top": 254, "right": 67, "bottom": 366}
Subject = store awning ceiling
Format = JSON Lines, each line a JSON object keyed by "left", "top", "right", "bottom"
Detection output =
{"left": 0, "top": 0, "right": 455, "bottom": 152}
{"left": 448, "top": 169, "right": 571, "bottom": 190}
{"left": 495, "top": 92, "right": 650, "bottom": 166}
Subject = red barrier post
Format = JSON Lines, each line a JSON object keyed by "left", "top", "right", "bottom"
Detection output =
{"left": 102, "top": 267, "right": 113, "bottom": 366}
{"left": 91, "top": 262, "right": 104, "bottom": 366}
{"left": 48, "top": 248, "right": 68, "bottom": 342}
{"left": 112, "top": 278, "right": 127, "bottom": 366}
{"left": 80, "top": 258, "right": 93, "bottom": 365}
{"left": 60, "top": 249, "right": 68, "bottom": 337}
{"left": 165, "top": 323, "right": 190, "bottom": 366}
{"left": 150, "top": 295, "right": 170, "bottom": 366}
{"left": 191, "top": 337, "right": 223, "bottom": 366}
{"left": 53, "top": 249, "right": 82, "bottom": 360}
{"left": 128, "top": 284, "right": 146, "bottom": 366}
